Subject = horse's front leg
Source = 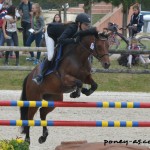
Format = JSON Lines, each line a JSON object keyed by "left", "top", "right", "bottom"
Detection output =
{"left": 81, "top": 74, "right": 98, "bottom": 96}
{"left": 70, "top": 79, "right": 83, "bottom": 98}
{"left": 62, "top": 74, "right": 83, "bottom": 98}
{"left": 39, "top": 107, "right": 54, "bottom": 144}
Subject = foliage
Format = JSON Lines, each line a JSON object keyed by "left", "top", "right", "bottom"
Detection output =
{"left": 9, "top": 139, "right": 29, "bottom": 150}
{"left": 141, "top": 0, "right": 150, "bottom": 11}
{"left": 92, "top": 14, "right": 105, "bottom": 24}
{"left": 11, "top": 0, "right": 150, "bottom": 11}
{"left": 109, "top": 0, "right": 140, "bottom": 12}
{"left": 0, "top": 139, "right": 29, "bottom": 150}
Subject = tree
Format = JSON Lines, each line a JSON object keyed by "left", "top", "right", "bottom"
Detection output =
{"left": 141, "top": 0, "right": 150, "bottom": 11}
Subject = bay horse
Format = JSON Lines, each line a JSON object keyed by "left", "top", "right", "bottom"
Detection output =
{"left": 20, "top": 30, "right": 110, "bottom": 144}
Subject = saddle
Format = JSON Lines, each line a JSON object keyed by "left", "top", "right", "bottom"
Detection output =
{"left": 40, "top": 45, "right": 63, "bottom": 75}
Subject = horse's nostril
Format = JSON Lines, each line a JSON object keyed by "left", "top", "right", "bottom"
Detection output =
{"left": 104, "top": 63, "right": 110, "bottom": 69}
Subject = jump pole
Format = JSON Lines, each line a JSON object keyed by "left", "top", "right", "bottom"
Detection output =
{"left": 1, "top": 120, "right": 150, "bottom": 127}
{"left": 1, "top": 101, "right": 150, "bottom": 108}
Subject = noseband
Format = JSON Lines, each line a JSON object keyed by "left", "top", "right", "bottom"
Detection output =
{"left": 79, "top": 37, "right": 109, "bottom": 61}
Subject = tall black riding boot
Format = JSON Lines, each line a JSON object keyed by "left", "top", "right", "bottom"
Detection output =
{"left": 32, "top": 59, "right": 52, "bottom": 85}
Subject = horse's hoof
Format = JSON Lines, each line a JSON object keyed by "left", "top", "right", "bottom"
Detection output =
{"left": 25, "top": 138, "right": 30, "bottom": 145}
{"left": 38, "top": 136, "right": 47, "bottom": 144}
{"left": 70, "top": 92, "right": 80, "bottom": 98}
{"left": 81, "top": 88, "right": 89, "bottom": 95}
{"left": 81, "top": 88, "right": 91, "bottom": 96}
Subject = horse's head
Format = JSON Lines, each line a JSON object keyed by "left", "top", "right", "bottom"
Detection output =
{"left": 93, "top": 33, "right": 110, "bottom": 69}
{"left": 75, "top": 28, "right": 110, "bottom": 69}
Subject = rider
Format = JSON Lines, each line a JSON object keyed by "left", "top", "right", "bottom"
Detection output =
{"left": 128, "top": 5, "right": 144, "bottom": 38}
{"left": 32, "top": 13, "right": 93, "bottom": 85}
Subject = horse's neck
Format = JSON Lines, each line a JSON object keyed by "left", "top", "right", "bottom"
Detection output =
{"left": 76, "top": 37, "right": 94, "bottom": 61}
{"left": 64, "top": 43, "right": 91, "bottom": 63}
{"left": 62, "top": 35, "right": 94, "bottom": 65}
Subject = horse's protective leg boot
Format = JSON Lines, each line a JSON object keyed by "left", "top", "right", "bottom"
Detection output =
{"left": 70, "top": 80, "right": 83, "bottom": 98}
{"left": 38, "top": 127, "right": 49, "bottom": 144}
{"left": 82, "top": 82, "right": 98, "bottom": 96}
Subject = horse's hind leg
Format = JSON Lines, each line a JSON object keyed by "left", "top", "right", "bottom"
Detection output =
{"left": 38, "top": 94, "right": 63, "bottom": 144}
{"left": 38, "top": 107, "right": 54, "bottom": 144}
{"left": 25, "top": 107, "right": 39, "bottom": 144}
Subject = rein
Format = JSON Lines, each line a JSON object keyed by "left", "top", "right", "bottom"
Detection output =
{"left": 79, "top": 37, "right": 109, "bottom": 61}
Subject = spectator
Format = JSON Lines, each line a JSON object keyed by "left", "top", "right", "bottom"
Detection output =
{"left": 2, "top": 5, "right": 19, "bottom": 66}
{"left": 128, "top": 4, "right": 144, "bottom": 37}
{"left": 0, "top": 1, "right": 7, "bottom": 19}
{"left": 19, "top": 0, "right": 32, "bottom": 47}
{"left": 3, "top": 0, "right": 12, "bottom": 6}
{"left": 0, "top": 0, "right": 5, "bottom": 58}
{"left": 0, "top": 0, "right": 14, "bottom": 58}
{"left": 26, "top": 3, "right": 45, "bottom": 65}
{"left": 53, "top": 14, "right": 62, "bottom": 23}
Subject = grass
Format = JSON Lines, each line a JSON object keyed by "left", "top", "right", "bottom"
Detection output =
{"left": 92, "top": 57, "right": 150, "bottom": 92}
{"left": 0, "top": 55, "right": 150, "bottom": 91}
{"left": 109, "top": 36, "right": 150, "bottom": 50}
{"left": 92, "top": 14, "right": 105, "bottom": 25}
{"left": 93, "top": 73, "right": 150, "bottom": 92}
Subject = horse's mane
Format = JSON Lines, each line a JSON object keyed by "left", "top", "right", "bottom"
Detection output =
{"left": 63, "top": 21, "right": 74, "bottom": 25}
{"left": 73, "top": 27, "right": 98, "bottom": 38}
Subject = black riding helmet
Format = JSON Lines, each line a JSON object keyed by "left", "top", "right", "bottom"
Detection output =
{"left": 75, "top": 13, "right": 91, "bottom": 24}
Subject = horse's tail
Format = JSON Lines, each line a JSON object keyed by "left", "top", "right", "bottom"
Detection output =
{"left": 20, "top": 74, "right": 29, "bottom": 134}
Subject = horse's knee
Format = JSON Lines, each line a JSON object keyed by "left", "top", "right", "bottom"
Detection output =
{"left": 76, "top": 80, "right": 83, "bottom": 88}
{"left": 81, "top": 82, "right": 97, "bottom": 96}
{"left": 91, "top": 83, "right": 98, "bottom": 91}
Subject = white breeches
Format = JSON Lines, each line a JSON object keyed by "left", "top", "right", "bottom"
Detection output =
{"left": 128, "top": 55, "right": 132, "bottom": 65}
{"left": 139, "top": 55, "right": 146, "bottom": 64}
{"left": 45, "top": 30, "right": 54, "bottom": 61}
{"left": 0, "top": 4, "right": 3, "bottom": 10}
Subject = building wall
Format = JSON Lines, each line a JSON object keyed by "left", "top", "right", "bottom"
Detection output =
{"left": 94, "top": 5, "right": 133, "bottom": 31}
{"left": 68, "top": 2, "right": 113, "bottom": 14}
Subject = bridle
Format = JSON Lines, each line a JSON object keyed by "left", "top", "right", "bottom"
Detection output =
{"left": 79, "top": 36, "right": 109, "bottom": 61}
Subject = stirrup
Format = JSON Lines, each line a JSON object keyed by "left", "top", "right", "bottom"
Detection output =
{"left": 32, "top": 75, "right": 43, "bottom": 85}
